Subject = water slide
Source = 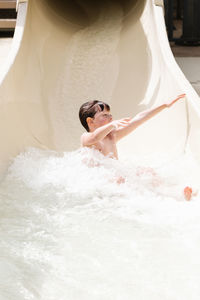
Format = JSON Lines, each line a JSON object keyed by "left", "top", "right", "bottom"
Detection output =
{"left": 0, "top": 0, "right": 199, "bottom": 176}
{"left": 1, "top": 0, "right": 200, "bottom": 299}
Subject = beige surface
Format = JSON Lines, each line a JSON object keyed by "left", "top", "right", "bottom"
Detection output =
{"left": 0, "top": 0, "right": 200, "bottom": 176}
{"left": 0, "top": 0, "right": 16, "bottom": 9}
{"left": 176, "top": 57, "right": 200, "bottom": 96}
{"left": 171, "top": 43, "right": 200, "bottom": 57}
{"left": 0, "top": 19, "right": 16, "bottom": 28}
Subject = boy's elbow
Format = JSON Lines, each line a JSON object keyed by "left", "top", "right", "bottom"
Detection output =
{"left": 90, "top": 132, "right": 102, "bottom": 144}
{"left": 83, "top": 133, "right": 98, "bottom": 146}
{"left": 89, "top": 133, "right": 98, "bottom": 144}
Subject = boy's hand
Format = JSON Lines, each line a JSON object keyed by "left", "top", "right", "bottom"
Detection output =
{"left": 111, "top": 118, "right": 132, "bottom": 130}
{"left": 165, "top": 93, "right": 186, "bottom": 108}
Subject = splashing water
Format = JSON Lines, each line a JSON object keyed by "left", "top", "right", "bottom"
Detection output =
{"left": 0, "top": 147, "right": 200, "bottom": 300}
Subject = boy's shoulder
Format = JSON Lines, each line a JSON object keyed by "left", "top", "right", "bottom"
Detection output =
{"left": 80, "top": 132, "right": 90, "bottom": 146}
{"left": 81, "top": 132, "right": 88, "bottom": 139}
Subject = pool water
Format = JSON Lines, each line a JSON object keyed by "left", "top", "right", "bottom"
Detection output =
{"left": 0, "top": 147, "right": 200, "bottom": 300}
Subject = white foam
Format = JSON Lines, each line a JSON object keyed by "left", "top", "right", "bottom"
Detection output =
{"left": 0, "top": 147, "right": 200, "bottom": 299}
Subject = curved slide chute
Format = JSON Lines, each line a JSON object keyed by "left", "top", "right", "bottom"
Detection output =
{"left": 0, "top": 0, "right": 200, "bottom": 176}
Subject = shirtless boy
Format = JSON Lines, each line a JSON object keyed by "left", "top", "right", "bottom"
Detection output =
{"left": 79, "top": 94, "right": 192, "bottom": 200}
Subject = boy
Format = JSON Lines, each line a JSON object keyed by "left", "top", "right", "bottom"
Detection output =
{"left": 79, "top": 94, "right": 185, "bottom": 159}
{"left": 79, "top": 94, "right": 192, "bottom": 199}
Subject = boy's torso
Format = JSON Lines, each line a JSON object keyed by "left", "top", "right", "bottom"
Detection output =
{"left": 82, "top": 132, "right": 118, "bottom": 159}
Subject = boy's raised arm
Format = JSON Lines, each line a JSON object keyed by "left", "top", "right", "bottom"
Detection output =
{"left": 81, "top": 118, "right": 133, "bottom": 146}
{"left": 81, "top": 122, "right": 117, "bottom": 146}
{"left": 116, "top": 94, "right": 185, "bottom": 142}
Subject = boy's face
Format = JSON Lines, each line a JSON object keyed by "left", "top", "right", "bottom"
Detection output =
{"left": 89, "top": 109, "right": 113, "bottom": 131}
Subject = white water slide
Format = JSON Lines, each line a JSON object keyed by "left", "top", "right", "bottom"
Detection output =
{"left": 1, "top": 0, "right": 200, "bottom": 299}
{"left": 0, "top": 0, "right": 199, "bottom": 174}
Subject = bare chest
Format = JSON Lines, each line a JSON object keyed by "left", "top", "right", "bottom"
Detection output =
{"left": 93, "top": 133, "right": 118, "bottom": 159}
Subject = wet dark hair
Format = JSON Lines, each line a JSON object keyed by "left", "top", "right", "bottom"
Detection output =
{"left": 79, "top": 100, "right": 110, "bottom": 132}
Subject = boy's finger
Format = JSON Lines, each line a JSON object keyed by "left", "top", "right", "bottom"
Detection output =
{"left": 173, "top": 95, "right": 184, "bottom": 103}
{"left": 120, "top": 121, "right": 130, "bottom": 125}
{"left": 177, "top": 94, "right": 186, "bottom": 99}
{"left": 119, "top": 121, "right": 129, "bottom": 125}
{"left": 119, "top": 120, "right": 129, "bottom": 123}
{"left": 120, "top": 118, "right": 131, "bottom": 122}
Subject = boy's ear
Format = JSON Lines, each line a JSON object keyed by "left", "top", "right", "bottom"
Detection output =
{"left": 86, "top": 117, "right": 93, "bottom": 128}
